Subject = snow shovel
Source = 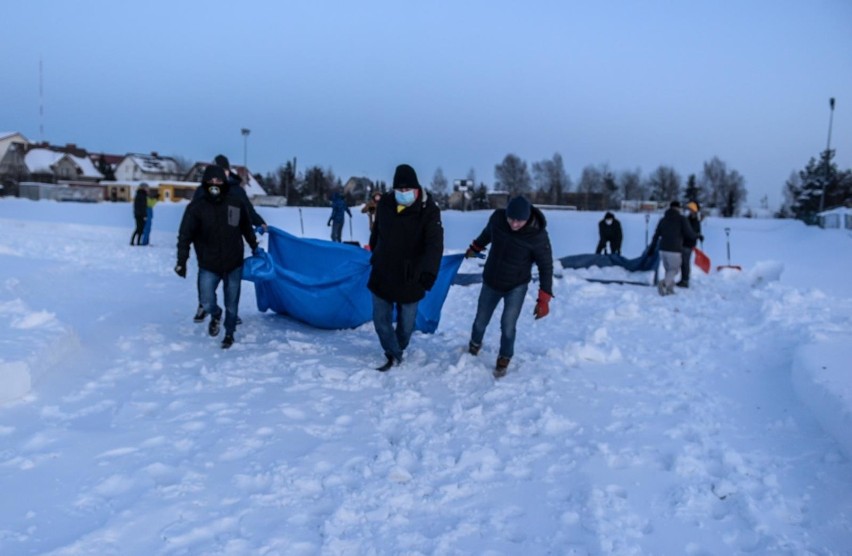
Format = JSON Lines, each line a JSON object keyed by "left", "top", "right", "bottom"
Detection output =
{"left": 716, "top": 227, "right": 742, "bottom": 271}
{"left": 693, "top": 245, "right": 711, "bottom": 274}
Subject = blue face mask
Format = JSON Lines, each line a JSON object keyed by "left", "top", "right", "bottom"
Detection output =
{"left": 394, "top": 189, "right": 417, "bottom": 206}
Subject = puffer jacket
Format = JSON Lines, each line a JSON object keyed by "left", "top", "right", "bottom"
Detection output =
{"left": 177, "top": 188, "right": 259, "bottom": 275}
{"left": 368, "top": 189, "right": 443, "bottom": 304}
{"left": 472, "top": 206, "right": 554, "bottom": 295}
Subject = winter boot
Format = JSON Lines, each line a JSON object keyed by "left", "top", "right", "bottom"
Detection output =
{"left": 221, "top": 333, "right": 234, "bottom": 349}
{"left": 468, "top": 341, "right": 481, "bottom": 356}
{"left": 494, "top": 356, "right": 510, "bottom": 378}
{"left": 376, "top": 354, "right": 401, "bottom": 372}
{"left": 193, "top": 305, "right": 208, "bottom": 323}
{"left": 657, "top": 281, "right": 667, "bottom": 296}
{"left": 208, "top": 314, "right": 221, "bottom": 337}
{"left": 676, "top": 280, "right": 689, "bottom": 288}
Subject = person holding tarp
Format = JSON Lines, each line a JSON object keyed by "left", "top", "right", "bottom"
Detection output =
{"left": 368, "top": 164, "right": 443, "bottom": 372}
{"left": 465, "top": 196, "right": 554, "bottom": 378}
{"left": 650, "top": 200, "right": 698, "bottom": 296}
{"left": 677, "top": 201, "right": 704, "bottom": 288}
{"left": 595, "top": 211, "right": 623, "bottom": 255}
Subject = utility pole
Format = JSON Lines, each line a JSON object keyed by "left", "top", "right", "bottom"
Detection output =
{"left": 819, "top": 98, "right": 836, "bottom": 213}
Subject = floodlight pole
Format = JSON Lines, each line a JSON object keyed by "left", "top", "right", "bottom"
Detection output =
{"left": 241, "top": 128, "right": 251, "bottom": 171}
{"left": 819, "top": 98, "right": 835, "bottom": 213}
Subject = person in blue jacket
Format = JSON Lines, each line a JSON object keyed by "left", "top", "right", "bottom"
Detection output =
{"left": 465, "top": 196, "right": 554, "bottom": 378}
{"left": 327, "top": 192, "right": 352, "bottom": 242}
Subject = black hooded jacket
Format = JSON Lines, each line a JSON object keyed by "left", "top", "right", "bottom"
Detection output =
{"left": 472, "top": 206, "right": 554, "bottom": 296}
{"left": 133, "top": 188, "right": 148, "bottom": 219}
{"left": 177, "top": 177, "right": 258, "bottom": 275}
{"left": 651, "top": 207, "right": 698, "bottom": 253}
{"left": 598, "top": 212, "right": 623, "bottom": 245}
{"left": 368, "top": 189, "right": 443, "bottom": 304}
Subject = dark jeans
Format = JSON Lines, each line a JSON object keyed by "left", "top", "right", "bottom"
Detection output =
{"left": 680, "top": 247, "right": 693, "bottom": 283}
{"left": 470, "top": 282, "right": 528, "bottom": 359}
{"left": 372, "top": 293, "right": 418, "bottom": 361}
{"left": 198, "top": 266, "right": 242, "bottom": 335}
{"left": 595, "top": 239, "right": 621, "bottom": 255}
{"left": 130, "top": 216, "right": 145, "bottom": 245}
{"left": 331, "top": 221, "right": 344, "bottom": 242}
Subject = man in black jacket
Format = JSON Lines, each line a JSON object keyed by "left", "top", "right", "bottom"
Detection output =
{"left": 130, "top": 183, "right": 148, "bottom": 246}
{"left": 368, "top": 164, "right": 443, "bottom": 371}
{"left": 651, "top": 201, "right": 698, "bottom": 296}
{"left": 465, "top": 196, "right": 554, "bottom": 378}
{"left": 175, "top": 165, "right": 259, "bottom": 349}
{"left": 677, "top": 201, "right": 704, "bottom": 288}
{"left": 190, "top": 155, "right": 267, "bottom": 323}
{"left": 595, "top": 211, "right": 623, "bottom": 255}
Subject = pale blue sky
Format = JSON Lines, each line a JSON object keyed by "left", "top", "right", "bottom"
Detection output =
{"left": 4, "top": 0, "right": 851, "bottom": 208}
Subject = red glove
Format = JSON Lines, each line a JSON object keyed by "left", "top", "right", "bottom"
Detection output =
{"left": 533, "top": 290, "right": 552, "bottom": 319}
{"left": 465, "top": 242, "right": 485, "bottom": 259}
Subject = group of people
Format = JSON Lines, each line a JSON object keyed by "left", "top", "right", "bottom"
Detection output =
{"left": 167, "top": 157, "right": 701, "bottom": 374}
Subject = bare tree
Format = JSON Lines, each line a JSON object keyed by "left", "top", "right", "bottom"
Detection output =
{"left": 646, "top": 165, "right": 682, "bottom": 202}
{"left": 699, "top": 156, "right": 747, "bottom": 217}
{"left": 431, "top": 167, "right": 448, "bottom": 195}
{"left": 618, "top": 168, "right": 646, "bottom": 201}
{"left": 494, "top": 154, "right": 531, "bottom": 196}
{"left": 532, "top": 152, "right": 571, "bottom": 205}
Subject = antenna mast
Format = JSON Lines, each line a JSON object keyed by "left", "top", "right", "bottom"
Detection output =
{"left": 39, "top": 55, "right": 45, "bottom": 140}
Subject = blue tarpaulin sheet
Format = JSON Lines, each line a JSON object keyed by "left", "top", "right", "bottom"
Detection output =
{"left": 243, "top": 227, "right": 463, "bottom": 332}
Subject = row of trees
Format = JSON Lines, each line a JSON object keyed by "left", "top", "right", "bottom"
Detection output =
{"left": 256, "top": 150, "right": 849, "bottom": 220}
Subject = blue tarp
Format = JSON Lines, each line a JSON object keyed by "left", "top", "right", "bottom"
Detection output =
{"left": 452, "top": 246, "right": 659, "bottom": 286}
{"left": 243, "top": 227, "right": 464, "bottom": 332}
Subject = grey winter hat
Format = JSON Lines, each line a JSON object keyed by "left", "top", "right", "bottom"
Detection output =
{"left": 506, "top": 196, "right": 531, "bottom": 221}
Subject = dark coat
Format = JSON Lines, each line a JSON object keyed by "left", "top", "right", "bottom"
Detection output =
{"left": 192, "top": 173, "right": 266, "bottom": 227}
{"left": 683, "top": 213, "right": 702, "bottom": 248}
{"left": 177, "top": 186, "right": 259, "bottom": 275}
{"left": 651, "top": 208, "right": 698, "bottom": 253}
{"left": 472, "top": 206, "right": 554, "bottom": 296}
{"left": 598, "top": 214, "right": 623, "bottom": 246}
{"left": 328, "top": 194, "right": 352, "bottom": 224}
{"left": 133, "top": 188, "right": 148, "bottom": 219}
{"left": 368, "top": 190, "right": 443, "bottom": 304}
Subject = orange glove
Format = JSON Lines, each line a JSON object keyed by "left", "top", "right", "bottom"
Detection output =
{"left": 533, "top": 290, "right": 552, "bottom": 319}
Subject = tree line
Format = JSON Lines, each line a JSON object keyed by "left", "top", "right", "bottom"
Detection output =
{"left": 255, "top": 150, "right": 849, "bottom": 220}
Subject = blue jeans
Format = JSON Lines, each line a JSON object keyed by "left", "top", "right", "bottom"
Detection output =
{"left": 470, "top": 282, "right": 528, "bottom": 359}
{"left": 331, "top": 220, "right": 343, "bottom": 242}
{"left": 372, "top": 294, "right": 418, "bottom": 361}
{"left": 198, "top": 267, "right": 242, "bottom": 335}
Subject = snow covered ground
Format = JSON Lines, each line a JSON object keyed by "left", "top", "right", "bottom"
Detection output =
{"left": 1, "top": 197, "right": 851, "bottom": 555}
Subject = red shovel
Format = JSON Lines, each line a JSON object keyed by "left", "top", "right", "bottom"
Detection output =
{"left": 717, "top": 227, "right": 742, "bottom": 271}
{"left": 693, "top": 246, "right": 711, "bottom": 274}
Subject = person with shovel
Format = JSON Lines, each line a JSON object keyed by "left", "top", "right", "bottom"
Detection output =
{"left": 677, "top": 201, "right": 704, "bottom": 288}
{"left": 651, "top": 200, "right": 698, "bottom": 296}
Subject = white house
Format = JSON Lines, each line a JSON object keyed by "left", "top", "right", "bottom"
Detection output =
{"left": 114, "top": 153, "right": 182, "bottom": 182}
{"left": 0, "top": 132, "right": 30, "bottom": 160}
{"left": 817, "top": 207, "right": 852, "bottom": 230}
{"left": 24, "top": 148, "right": 104, "bottom": 182}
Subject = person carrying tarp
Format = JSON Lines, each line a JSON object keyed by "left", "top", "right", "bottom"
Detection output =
{"left": 368, "top": 164, "right": 443, "bottom": 371}
{"left": 328, "top": 192, "right": 352, "bottom": 242}
{"left": 595, "top": 211, "right": 623, "bottom": 255}
{"left": 677, "top": 201, "right": 704, "bottom": 288}
{"left": 650, "top": 200, "right": 698, "bottom": 296}
{"left": 464, "top": 196, "right": 554, "bottom": 378}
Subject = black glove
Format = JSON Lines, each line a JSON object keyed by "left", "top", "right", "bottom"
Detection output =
{"left": 419, "top": 272, "right": 436, "bottom": 291}
{"left": 174, "top": 263, "right": 186, "bottom": 278}
{"left": 699, "top": 234, "right": 704, "bottom": 242}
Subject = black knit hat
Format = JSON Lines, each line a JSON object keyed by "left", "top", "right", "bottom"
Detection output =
{"left": 214, "top": 154, "right": 230, "bottom": 170}
{"left": 393, "top": 164, "right": 421, "bottom": 189}
{"left": 506, "top": 196, "right": 531, "bottom": 221}
{"left": 670, "top": 200, "right": 681, "bottom": 209}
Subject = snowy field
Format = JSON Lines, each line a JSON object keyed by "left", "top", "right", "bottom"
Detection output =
{"left": 1, "top": 197, "right": 851, "bottom": 555}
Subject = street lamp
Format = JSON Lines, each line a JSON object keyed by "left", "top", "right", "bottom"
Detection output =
{"left": 819, "top": 98, "right": 835, "bottom": 213}
{"left": 241, "top": 128, "right": 251, "bottom": 171}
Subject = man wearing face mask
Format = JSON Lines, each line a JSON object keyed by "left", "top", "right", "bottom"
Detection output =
{"left": 368, "top": 164, "right": 443, "bottom": 371}
{"left": 595, "top": 211, "right": 623, "bottom": 255}
{"left": 465, "top": 196, "right": 554, "bottom": 378}
{"left": 175, "top": 165, "right": 259, "bottom": 349}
